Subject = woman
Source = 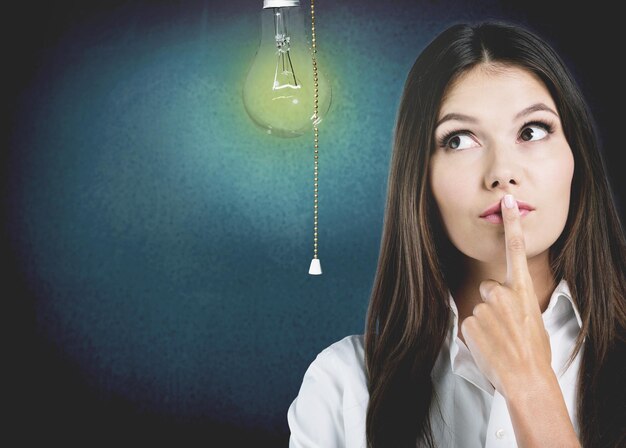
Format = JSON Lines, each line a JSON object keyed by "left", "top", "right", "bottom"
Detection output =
{"left": 287, "top": 22, "right": 626, "bottom": 448}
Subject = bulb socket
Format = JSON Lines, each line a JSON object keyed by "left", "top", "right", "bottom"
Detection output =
{"left": 263, "top": 0, "right": 300, "bottom": 8}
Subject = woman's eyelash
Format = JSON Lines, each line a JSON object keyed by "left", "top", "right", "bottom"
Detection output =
{"left": 436, "top": 119, "right": 556, "bottom": 149}
{"left": 437, "top": 129, "right": 471, "bottom": 148}
{"left": 519, "top": 120, "right": 555, "bottom": 136}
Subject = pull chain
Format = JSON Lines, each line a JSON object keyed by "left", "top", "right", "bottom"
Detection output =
{"left": 308, "top": 0, "right": 322, "bottom": 275}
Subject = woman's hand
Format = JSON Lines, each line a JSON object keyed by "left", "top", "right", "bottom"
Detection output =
{"left": 460, "top": 193, "right": 553, "bottom": 397}
{"left": 461, "top": 193, "right": 581, "bottom": 447}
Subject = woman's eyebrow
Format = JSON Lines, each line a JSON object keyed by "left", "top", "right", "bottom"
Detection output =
{"left": 515, "top": 102, "right": 559, "bottom": 120}
{"left": 436, "top": 102, "right": 559, "bottom": 129}
{"left": 435, "top": 113, "right": 477, "bottom": 128}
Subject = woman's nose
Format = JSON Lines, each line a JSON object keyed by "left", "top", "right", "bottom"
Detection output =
{"left": 487, "top": 176, "right": 517, "bottom": 189}
{"left": 483, "top": 146, "right": 521, "bottom": 190}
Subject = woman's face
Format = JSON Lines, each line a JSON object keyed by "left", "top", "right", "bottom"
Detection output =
{"left": 429, "top": 64, "right": 574, "bottom": 267}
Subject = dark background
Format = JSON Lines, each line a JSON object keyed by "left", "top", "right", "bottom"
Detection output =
{"left": 4, "top": 1, "right": 623, "bottom": 447}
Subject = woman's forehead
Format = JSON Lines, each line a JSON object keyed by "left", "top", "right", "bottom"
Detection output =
{"left": 438, "top": 64, "right": 556, "bottom": 121}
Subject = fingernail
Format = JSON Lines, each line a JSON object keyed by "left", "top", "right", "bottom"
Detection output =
{"left": 504, "top": 194, "right": 515, "bottom": 209}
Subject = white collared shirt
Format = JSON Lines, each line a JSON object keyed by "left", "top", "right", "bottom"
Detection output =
{"left": 288, "top": 279, "right": 583, "bottom": 447}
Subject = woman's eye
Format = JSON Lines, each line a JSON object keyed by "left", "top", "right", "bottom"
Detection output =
{"left": 519, "top": 125, "right": 549, "bottom": 142}
{"left": 445, "top": 133, "right": 478, "bottom": 150}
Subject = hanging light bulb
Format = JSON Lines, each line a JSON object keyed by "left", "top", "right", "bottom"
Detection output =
{"left": 243, "top": 0, "right": 331, "bottom": 138}
{"left": 244, "top": 0, "right": 328, "bottom": 276}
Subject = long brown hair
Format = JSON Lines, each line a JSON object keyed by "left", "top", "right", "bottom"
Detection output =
{"left": 364, "top": 22, "right": 626, "bottom": 447}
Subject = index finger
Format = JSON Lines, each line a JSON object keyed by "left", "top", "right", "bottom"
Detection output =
{"left": 501, "top": 194, "right": 531, "bottom": 289}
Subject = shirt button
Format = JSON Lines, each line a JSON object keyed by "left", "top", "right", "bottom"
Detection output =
{"left": 495, "top": 429, "right": 506, "bottom": 439}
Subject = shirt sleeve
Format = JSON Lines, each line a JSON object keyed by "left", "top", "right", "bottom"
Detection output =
{"left": 287, "top": 348, "right": 346, "bottom": 448}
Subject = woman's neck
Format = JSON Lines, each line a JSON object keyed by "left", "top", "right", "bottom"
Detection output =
{"left": 451, "top": 251, "right": 556, "bottom": 342}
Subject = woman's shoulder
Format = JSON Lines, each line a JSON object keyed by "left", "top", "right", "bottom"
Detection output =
{"left": 315, "top": 334, "right": 365, "bottom": 371}
{"left": 302, "top": 334, "right": 369, "bottom": 402}
{"left": 295, "top": 334, "right": 368, "bottom": 395}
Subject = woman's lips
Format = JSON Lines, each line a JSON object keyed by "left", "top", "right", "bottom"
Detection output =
{"left": 480, "top": 200, "right": 535, "bottom": 217}
{"left": 479, "top": 199, "right": 535, "bottom": 224}
{"left": 481, "top": 208, "right": 532, "bottom": 224}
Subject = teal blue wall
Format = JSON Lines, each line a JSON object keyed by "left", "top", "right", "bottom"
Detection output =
{"left": 5, "top": 0, "right": 623, "bottom": 445}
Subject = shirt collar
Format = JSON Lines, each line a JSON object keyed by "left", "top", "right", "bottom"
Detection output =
{"left": 447, "top": 278, "right": 582, "bottom": 330}
{"left": 542, "top": 278, "right": 582, "bottom": 329}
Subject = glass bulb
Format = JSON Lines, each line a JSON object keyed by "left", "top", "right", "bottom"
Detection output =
{"left": 243, "top": 2, "right": 332, "bottom": 138}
